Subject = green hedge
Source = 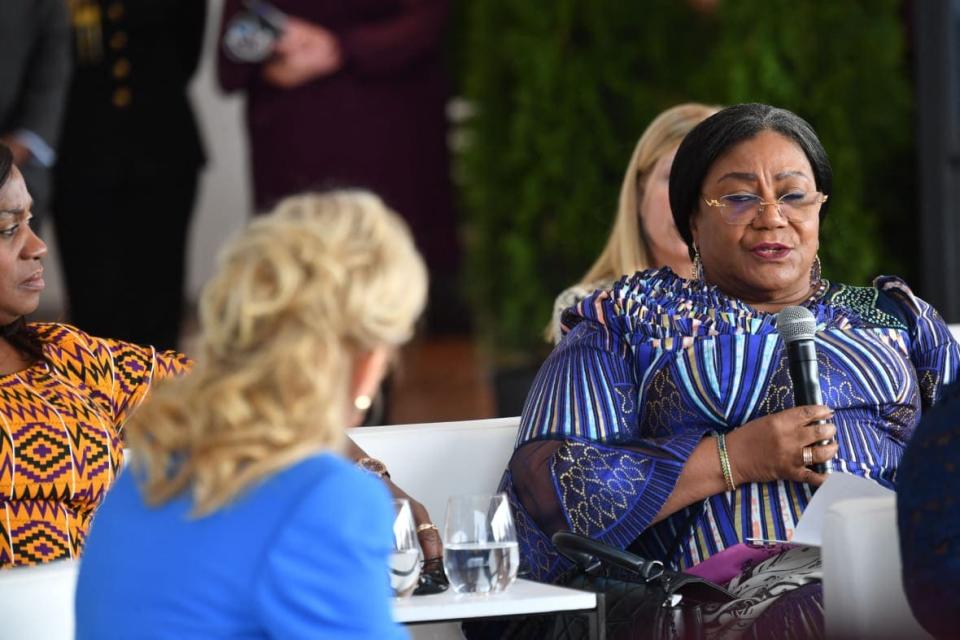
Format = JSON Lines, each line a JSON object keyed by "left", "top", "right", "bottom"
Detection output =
{"left": 458, "top": 0, "right": 913, "bottom": 358}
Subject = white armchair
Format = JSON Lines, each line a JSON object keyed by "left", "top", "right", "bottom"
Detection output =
{"left": 822, "top": 495, "right": 931, "bottom": 639}
{"left": 349, "top": 416, "right": 520, "bottom": 640}
{"left": 349, "top": 416, "right": 520, "bottom": 522}
{"left": 0, "top": 559, "right": 78, "bottom": 640}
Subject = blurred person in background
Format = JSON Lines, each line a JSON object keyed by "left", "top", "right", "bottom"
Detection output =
{"left": 0, "top": 0, "right": 72, "bottom": 230}
{"left": 53, "top": 0, "right": 206, "bottom": 351}
{"left": 76, "top": 191, "right": 425, "bottom": 639}
{"left": 217, "top": 0, "right": 463, "bottom": 333}
{"left": 507, "top": 104, "right": 960, "bottom": 638}
{"left": 547, "top": 103, "right": 719, "bottom": 343}
{"left": 0, "top": 142, "right": 190, "bottom": 571}
{"left": 897, "top": 381, "right": 960, "bottom": 640}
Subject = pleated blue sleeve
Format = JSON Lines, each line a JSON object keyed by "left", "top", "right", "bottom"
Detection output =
{"left": 512, "top": 283, "right": 711, "bottom": 578}
{"left": 879, "top": 276, "right": 960, "bottom": 408}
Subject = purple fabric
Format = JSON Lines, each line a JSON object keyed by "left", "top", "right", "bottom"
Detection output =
{"left": 217, "top": 0, "right": 459, "bottom": 272}
{"left": 684, "top": 543, "right": 794, "bottom": 586}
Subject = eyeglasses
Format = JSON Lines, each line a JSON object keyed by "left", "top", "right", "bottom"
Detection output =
{"left": 702, "top": 191, "right": 828, "bottom": 225}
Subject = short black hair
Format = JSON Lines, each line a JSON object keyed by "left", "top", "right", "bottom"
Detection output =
{"left": 668, "top": 103, "right": 833, "bottom": 249}
{"left": 0, "top": 143, "right": 12, "bottom": 191}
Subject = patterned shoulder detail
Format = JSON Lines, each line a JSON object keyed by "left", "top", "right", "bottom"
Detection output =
{"left": 569, "top": 267, "right": 850, "bottom": 341}
{"left": 26, "top": 322, "right": 191, "bottom": 425}
{"left": 874, "top": 276, "right": 959, "bottom": 369}
{"left": 22, "top": 323, "right": 119, "bottom": 423}
{"left": 823, "top": 282, "right": 908, "bottom": 331}
{"left": 874, "top": 275, "right": 938, "bottom": 323}
{"left": 554, "top": 279, "right": 614, "bottom": 342}
{"left": 29, "top": 323, "right": 113, "bottom": 379}
{"left": 556, "top": 281, "right": 611, "bottom": 313}
{"left": 28, "top": 322, "right": 82, "bottom": 345}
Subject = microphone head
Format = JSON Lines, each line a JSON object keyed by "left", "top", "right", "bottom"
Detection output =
{"left": 776, "top": 306, "right": 817, "bottom": 343}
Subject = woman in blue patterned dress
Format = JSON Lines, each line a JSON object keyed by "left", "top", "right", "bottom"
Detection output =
{"left": 505, "top": 104, "right": 960, "bottom": 638}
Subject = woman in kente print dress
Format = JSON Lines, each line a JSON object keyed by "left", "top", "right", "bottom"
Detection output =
{"left": 504, "top": 104, "right": 960, "bottom": 639}
{"left": 0, "top": 144, "right": 189, "bottom": 568}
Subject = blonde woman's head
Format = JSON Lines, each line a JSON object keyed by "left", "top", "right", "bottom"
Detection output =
{"left": 126, "top": 190, "right": 427, "bottom": 515}
{"left": 580, "top": 103, "right": 720, "bottom": 285}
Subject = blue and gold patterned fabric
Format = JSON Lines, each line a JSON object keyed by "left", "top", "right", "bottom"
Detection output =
{"left": 504, "top": 268, "right": 960, "bottom": 582}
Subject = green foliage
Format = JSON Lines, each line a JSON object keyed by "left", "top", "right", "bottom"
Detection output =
{"left": 458, "top": 0, "right": 914, "bottom": 358}
{"left": 705, "top": 0, "right": 915, "bottom": 285}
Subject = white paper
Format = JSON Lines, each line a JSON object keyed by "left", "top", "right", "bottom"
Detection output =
{"left": 790, "top": 473, "right": 893, "bottom": 546}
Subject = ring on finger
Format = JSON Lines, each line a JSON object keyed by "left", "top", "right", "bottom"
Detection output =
{"left": 802, "top": 446, "right": 814, "bottom": 466}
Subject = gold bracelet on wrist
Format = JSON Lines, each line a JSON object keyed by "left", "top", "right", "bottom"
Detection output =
{"left": 715, "top": 431, "right": 736, "bottom": 493}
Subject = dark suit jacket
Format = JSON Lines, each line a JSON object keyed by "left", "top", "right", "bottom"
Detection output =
{"left": 55, "top": 0, "right": 206, "bottom": 186}
{"left": 0, "top": 0, "right": 72, "bottom": 215}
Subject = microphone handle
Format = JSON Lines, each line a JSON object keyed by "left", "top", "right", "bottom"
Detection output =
{"left": 786, "top": 340, "right": 832, "bottom": 474}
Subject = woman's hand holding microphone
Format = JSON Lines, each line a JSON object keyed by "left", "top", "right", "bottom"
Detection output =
{"left": 724, "top": 405, "right": 837, "bottom": 488}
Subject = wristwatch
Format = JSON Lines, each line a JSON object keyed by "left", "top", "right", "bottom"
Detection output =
{"left": 356, "top": 456, "right": 390, "bottom": 479}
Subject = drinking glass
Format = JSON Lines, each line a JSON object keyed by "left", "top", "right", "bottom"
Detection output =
{"left": 442, "top": 494, "right": 519, "bottom": 594}
{"left": 390, "top": 498, "right": 421, "bottom": 597}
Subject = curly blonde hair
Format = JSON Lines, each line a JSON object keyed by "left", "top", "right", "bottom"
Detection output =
{"left": 124, "top": 191, "right": 428, "bottom": 516}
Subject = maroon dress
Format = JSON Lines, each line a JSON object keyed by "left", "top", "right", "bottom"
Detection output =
{"left": 217, "top": 0, "right": 459, "bottom": 273}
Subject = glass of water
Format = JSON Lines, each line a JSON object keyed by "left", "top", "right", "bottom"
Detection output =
{"left": 390, "top": 499, "right": 421, "bottom": 597}
{"left": 442, "top": 494, "right": 519, "bottom": 594}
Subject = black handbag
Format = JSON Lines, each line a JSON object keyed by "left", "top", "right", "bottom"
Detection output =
{"left": 462, "top": 531, "right": 736, "bottom": 640}
{"left": 544, "top": 531, "right": 737, "bottom": 640}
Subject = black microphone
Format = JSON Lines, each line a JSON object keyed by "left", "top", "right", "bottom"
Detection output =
{"left": 776, "top": 306, "right": 832, "bottom": 474}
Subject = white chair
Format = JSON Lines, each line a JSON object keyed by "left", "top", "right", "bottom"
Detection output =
{"left": 824, "top": 323, "right": 954, "bottom": 638}
{"left": 349, "top": 416, "right": 521, "bottom": 640}
{"left": 0, "top": 559, "right": 78, "bottom": 640}
{"left": 821, "top": 496, "right": 931, "bottom": 640}
{"left": 349, "top": 416, "right": 520, "bottom": 523}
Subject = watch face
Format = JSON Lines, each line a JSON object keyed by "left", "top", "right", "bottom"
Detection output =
{"left": 223, "top": 13, "right": 277, "bottom": 63}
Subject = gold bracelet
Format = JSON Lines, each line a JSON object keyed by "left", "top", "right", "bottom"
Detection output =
{"left": 715, "top": 432, "right": 736, "bottom": 493}
{"left": 416, "top": 523, "right": 439, "bottom": 534}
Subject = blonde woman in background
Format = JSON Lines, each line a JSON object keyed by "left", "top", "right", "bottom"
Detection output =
{"left": 75, "top": 192, "right": 426, "bottom": 639}
{"left": 548, "top": 103, "right": 719, "bottom": 342}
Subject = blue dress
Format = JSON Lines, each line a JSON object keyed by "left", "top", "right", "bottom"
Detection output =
{"left": 75, "top": 452, "right": 407, "bottom": 640}
{"left": 505, "top": 268, "right": 960, "bottom": 582}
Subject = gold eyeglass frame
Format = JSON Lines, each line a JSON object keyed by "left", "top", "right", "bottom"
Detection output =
{"left": 702, "top": 192, "right": 829, "bottom": 224}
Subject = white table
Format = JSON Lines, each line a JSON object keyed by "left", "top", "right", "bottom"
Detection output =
{"left": 393, "top": 578, "right": 603, "bottom": 639}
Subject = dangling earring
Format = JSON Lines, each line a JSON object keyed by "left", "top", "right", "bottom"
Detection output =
{"left": 691, "top": 244, "right": 704, "bottom": 282}
{"left": 354, "top": 395, "right": 372, "bottom": 411}
{"left": 810, "top": 254, "right": 822, "bottom": 285}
